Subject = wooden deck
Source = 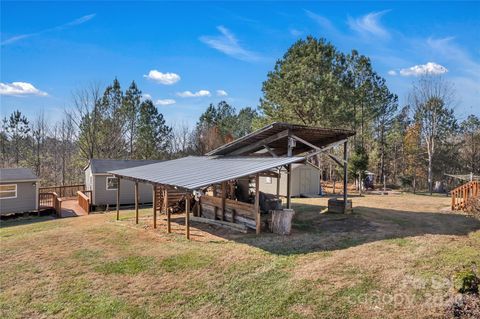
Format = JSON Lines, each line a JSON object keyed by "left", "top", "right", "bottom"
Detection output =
{"left": 59, "top": 199, "right": 87, "bottom": 217}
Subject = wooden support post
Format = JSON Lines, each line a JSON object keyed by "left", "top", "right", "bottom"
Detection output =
{"left": 343, "top": 140, "right": 348, "bottom": 211}
{"left": 212, "top": 185, "right": 218, "bottom": 219}
{"left": 287, "top": 130, "right": 293, "bottom": 209}
{"left": 166, "top": 189, "right": 171, "bottom": 233}
{"left": 116, "top": 177, "right": 120, "bottom": 220}
{"left": 287, "top": 165, "right": 292, "bottom": 209}
{"left": 255, "top": 173, "right": 261, "bottom": 235}
{"left": 451, "top": 190, "right": 455, "bottom": 210}
{"left": 135, "top": 182, "right": 139, "bottom": 224}
{"left": 185, "top": 194, "right": 190, "bottom": 239}
{"left": 277, "top": 170, "right": 281, "bottom": 196}
{"left": 196, "top": 196, "right": 201, "bottom": 217}
{"left": 153, "top": 186, "right": 157, "bottom": 229}
{"left": 221, "top": 182, "right": 226, "bottom": 221}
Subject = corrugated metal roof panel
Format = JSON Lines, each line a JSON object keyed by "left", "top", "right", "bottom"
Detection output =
{"left": 87, "top": 159, "right": 163, "bottom": 174}
{"left": 109, "top": 156, "right": 305, "bottom": 190}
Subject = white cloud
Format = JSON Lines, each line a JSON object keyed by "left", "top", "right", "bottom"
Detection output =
{"left": 177, "top": 90, "right": 211, "bottom": 98}
{"left": 200, "top": 26, "right": 259, "bottom": 61}
{"left": 347, "top": 10, "right": 390, "bottom": 38}
{"left": 216, "top": 90, "right": 228, "bottom": 97}
{"left": 305, "top": 10, "right": 335, "bottom": 31}
{"left": 388, "top": 70, "right": 397, "bottom": 76}
{"left": 399, "top": 62, "right": 448, "bottom": 76}
{"left": 426, "top": 37, "right": 480, "bottom": 77}
{"left": 1, "top": 13, "right": 96, "bottom": 46}
{"left": 289, "top": 28, "right": 303, "bottom": 37}
{"left": 154, "top": 99, "right": 176, "bottom": 106}
{"left": 0, "top": 82, "right": 48, "bottom": 96}
{"left": 144, "top": 70, "right": 180, "bottom": 85}
{"left": 64, "top": 13, "right": 96, "bottom": 27}
{"left": 142, "top": 93, "right": 152, "bottom": 100}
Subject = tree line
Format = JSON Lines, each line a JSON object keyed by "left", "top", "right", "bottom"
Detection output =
{"left": 1, "top": 36, "right": 479, "bottom": 192}
{"left": 0, "top": 79, "right": 258, "bottom": 185}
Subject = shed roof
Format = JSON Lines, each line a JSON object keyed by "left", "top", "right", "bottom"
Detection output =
{"left": 86, "top": 159, "right": 163, "bottom": 174}
{"left": 109, "top": 156, "right": 305, "bottom": 190}
{"left": 207, "top": 122, "right": 355, "bottom": 156}
{"left": 0, "top": 168, "right": 38, "bottom": 182}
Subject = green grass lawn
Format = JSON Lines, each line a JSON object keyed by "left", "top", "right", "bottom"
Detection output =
{"left": 1, "top": 194, "right": 479, "bottom": 318}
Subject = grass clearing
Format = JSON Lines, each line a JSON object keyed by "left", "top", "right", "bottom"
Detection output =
{"left": 1, "top": 193, "right": 479, "bottom": 318}
{"left": 95, "top": 256, "right": 156, "bottom": 275}
{"left": 159, "top": 251, "right": 213, "bottom": 273}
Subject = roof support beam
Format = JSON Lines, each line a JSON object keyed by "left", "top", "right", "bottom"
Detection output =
{"left": 290, "top": 134, "right": 321, "bottom": 152}
{"left": 230, "top": 129, "right": 289, "bottom": 156}
{"left": 263, "top": 145, "right": 278, "bottom": 157}
{"left": 301, "top": 138, "right": 348, "bottom": 167}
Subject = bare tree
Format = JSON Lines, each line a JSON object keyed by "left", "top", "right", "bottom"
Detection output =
{"left": 410, "top": 76, "right": 457, "bottom": 194}
{"left": 31, "top": 111, "right": 48, "bottom": 177}
{"left": 66, "top": 83, "right": 103, "bottom": 160}
{"left": 170, "top": 122, "right": 195, "bottom": 157}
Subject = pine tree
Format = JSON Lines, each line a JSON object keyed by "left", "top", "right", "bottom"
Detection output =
{"left": 2, "top": 110, "right": 30, "bottom": 166}
{"left": 123, "top": 81, "right": 142, "bottom": 158}
{"left": 135, "top": 99, "right": 172, "bottom": 159}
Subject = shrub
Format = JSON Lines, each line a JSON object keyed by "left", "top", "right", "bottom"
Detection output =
{"left": 454, "top": 268, "right": 480, "bottom": 294}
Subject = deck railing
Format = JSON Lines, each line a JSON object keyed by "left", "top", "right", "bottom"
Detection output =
{"left": 451, "top": 181, "right": 479, "bottom": 211}
{"left": 39, "top": 184, "right": 85, "bottom": 199}
{"left": 77, "top": 190, "right": 91, "bottom": 214}
{"left": 39, "top": 192, "right": 62, "bottom": 217}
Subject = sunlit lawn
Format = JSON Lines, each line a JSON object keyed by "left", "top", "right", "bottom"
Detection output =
{"left": 1, "top": 193, "right": 479, "bottom": 318}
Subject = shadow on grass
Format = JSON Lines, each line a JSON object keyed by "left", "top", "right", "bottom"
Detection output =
{"left": 0, "top": 212, "right": 57, "bottom": 228}
{"left": 175, "top": 201, "right": 480, "bottom": 255}
{"left": 3, "top": 200, "right": 479, "bottom": 257}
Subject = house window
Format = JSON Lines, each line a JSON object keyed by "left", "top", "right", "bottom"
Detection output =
{"left": 0, "top": 184, "right": 17, "bottom": 199}
{"left": 265, "top": 177, "right": 273, "bottom": 184}
{"left": 106, "top": 177, "right": 118, "bottom": 190}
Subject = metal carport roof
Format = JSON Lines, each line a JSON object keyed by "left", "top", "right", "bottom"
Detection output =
{"left": 108, "top": 156, "right": 305, "bottom": 190}
{"left": 207, "top": 122, "right": 355, "bottom": 156}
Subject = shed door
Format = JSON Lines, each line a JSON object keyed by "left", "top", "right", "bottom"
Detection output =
{"left": 299, "top": 168, "right": 311, "bottom": 194}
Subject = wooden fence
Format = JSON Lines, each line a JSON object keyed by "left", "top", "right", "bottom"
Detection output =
{"left": 77, "top": 190, "right": 92, "bottom": 214}
{"left": 39, "top": 192, "right": 62, "bottom": 217}
{"left": 451, "top": 181, "right": 479, "bottom": 211}
{"left": 39, "top": 184, "right": 85, "bottom": 198}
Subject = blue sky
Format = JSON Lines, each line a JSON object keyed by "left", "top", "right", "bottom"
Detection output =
{"left": 1, "top": 1, "right": 479, "bottom": 127}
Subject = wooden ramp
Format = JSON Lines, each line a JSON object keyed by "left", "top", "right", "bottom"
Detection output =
{"left": 59, "top": 199, "right": 87, "bottom": 217}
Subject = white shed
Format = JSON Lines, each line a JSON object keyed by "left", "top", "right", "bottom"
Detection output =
{"left": 259, "top": 164, "right": 320, "bottom": 197}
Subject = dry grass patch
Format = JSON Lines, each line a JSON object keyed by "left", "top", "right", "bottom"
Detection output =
{"left": 1, "top": 193, "right": 479, "bottom": 318}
